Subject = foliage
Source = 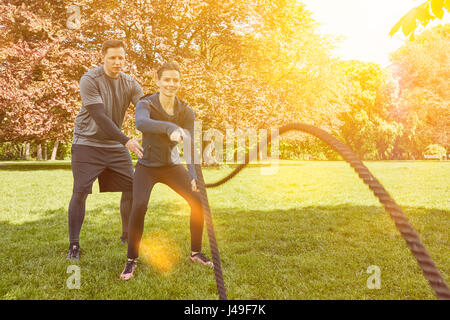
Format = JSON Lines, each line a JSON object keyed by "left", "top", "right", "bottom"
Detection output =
{"left": 0, "top": 0, "right": 97, "bottom": 143}
{"left": 279, "top": 136, "right": 341, "bottom": 160}
{"left": 390, "top": 24, "right": 450, "bottom": 159}
{"left": 0, "top": 1, "right": 447, "bottom": 161}
{"left": 0, "top": 1, "right": 342, "bottom": 139}
{"left": 390, "top": 0, "right": 450, "bottom": 39}
{"left": 0, "top": 142, "right": 23, "bottom": 160}
{"left": 336, "top": 61, "right": 403, "bottom": 160}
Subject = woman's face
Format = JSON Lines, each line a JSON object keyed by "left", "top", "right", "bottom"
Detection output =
{"left": 156, "top": 69, "right": 180, "bottom": 98}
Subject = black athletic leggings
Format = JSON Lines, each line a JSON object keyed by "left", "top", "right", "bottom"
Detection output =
{"left": 127, "top": 163, "right": 204, "bottom": 259}
{"left": 68, "top": 191, "right": 132, "bottom": 244}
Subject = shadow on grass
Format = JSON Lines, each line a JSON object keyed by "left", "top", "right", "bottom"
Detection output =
{"left": 0, "top": 200, "right": 190, "bottom": 253}
{"left": 1, "top": 202, "right": 447, "bottom": 262}
{"left": 211, "top": 204, "right": 449, "bottom": 253}
{"left": 0, "top": 164, "right": 72, "bottom": 171}
{"left": 0, "top": 161, "right": 310, "bottom": 172}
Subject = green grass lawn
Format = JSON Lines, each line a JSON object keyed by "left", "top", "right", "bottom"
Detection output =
{"left": 0, "top": 160, "right": 448, "bottom": 300}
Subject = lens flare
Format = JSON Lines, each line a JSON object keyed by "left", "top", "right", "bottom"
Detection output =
{"left": 139, "top": 231, "right": 180, "bottom": 274}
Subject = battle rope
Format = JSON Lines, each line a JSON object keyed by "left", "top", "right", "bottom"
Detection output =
{"left": 194, "top": 163, "right": 227, "bottom": 300}
{"left": 195, "top": 122, "right": 450, "bottom": 300}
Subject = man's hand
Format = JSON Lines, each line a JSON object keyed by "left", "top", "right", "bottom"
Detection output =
{"left": 169, "top": 128, "right": 186, "bottom": 143}
{"left": 191, "top": 179, "right": 199, "bottom": 192}
{"left": 125, "top": 137, "right": 144, "bottom": 158}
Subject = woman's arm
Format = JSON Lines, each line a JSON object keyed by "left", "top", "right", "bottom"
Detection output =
{"left": 135, "top": 99, "right": 180, "bottom": 136}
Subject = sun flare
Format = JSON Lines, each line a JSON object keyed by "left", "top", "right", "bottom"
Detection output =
{"left": 139, "top": 231, "right": 181, "bottom": 274}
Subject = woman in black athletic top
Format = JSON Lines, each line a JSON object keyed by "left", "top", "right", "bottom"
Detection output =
{"left": 120, "top": 62, "right": 213, "bottom": 280}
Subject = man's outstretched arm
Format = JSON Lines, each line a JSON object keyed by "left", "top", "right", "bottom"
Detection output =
{"left": 85, "top": 104, "right": 143, "bottom": 157}
{"left": 85, "top": 103, "right": 130, "bottom": 145}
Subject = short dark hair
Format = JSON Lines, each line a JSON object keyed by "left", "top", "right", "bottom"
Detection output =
{"left": 156, "top": 61, "right": 181, "bottom": 79}
{"left": 101, "top": 40, "right": 126, "bottom": 55}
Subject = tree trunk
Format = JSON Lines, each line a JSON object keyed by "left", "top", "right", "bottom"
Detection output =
{"left": 36, "top": 142, "right": 42, "bottom": 161}
{"left": 51, "top": 141, "right": 59, "bottom": 160}
{"left": 14, "top": 143, "right": 22, "bottom": 158}
{"left": 43, "top": 141, "right": 47, "bottom": 160}
{"left": 25, "top": 142, "right": 30, "bottom": 160}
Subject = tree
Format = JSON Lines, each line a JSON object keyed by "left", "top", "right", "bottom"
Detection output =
{"left": 1, "top": 0, "right": 351, "bottom": 160}
{"left": 0, "top": 0, "right": 96, "bottom": 156}
{"left": 390, "top": 24, "right": 449, "bottom": 158}
{"left": 337, "top": 61, "right": 403, "bottom": 160}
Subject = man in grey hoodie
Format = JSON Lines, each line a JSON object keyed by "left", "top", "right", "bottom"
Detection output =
{"left": 67, "top": 40, "right": 144, "bottom": 261}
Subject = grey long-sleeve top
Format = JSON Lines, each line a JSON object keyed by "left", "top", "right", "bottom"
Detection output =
{"left": 135, "top": 92, "right": 197, "bottom": 181}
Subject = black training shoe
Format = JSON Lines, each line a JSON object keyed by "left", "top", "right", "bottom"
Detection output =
{"left": 190, "top": 252, "right": 214, "bottom": 267}
{"left": 120, "top": 259, "right": 137, "bottom": 280}
{"left": 66, "top": 244, "right": 81, "bottom": 261}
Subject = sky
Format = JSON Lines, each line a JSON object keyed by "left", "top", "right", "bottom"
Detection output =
{"left": 300, "top": 0, "right": 449, "bottom": 66}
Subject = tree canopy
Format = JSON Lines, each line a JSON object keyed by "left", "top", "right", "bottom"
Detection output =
{"left": 0, "top": 1, "right": 448, "bottom": 160}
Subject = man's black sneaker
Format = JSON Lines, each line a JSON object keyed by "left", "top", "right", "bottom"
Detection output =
{"left": 66, "top": 244, "right": 81, "bottom": 261}
{"left": 190, "top": 252, "right": 214, "bottom": 267}
{"left": 120, "top": 234, "right": 128, "bottom": 245}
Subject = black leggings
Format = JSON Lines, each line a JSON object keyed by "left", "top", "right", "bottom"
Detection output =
{"left": 127, "top": 163, "right": 204, "bottom": 259}
{"left": 68, "top": 191, "right": 132, "bottom": 244}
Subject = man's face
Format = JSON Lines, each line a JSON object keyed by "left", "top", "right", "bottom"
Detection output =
{"left": 156, "top": 70, "right": 181, "bottom": 98}
{"left": 103, "top": 47, "right": 126, "bottom": 76}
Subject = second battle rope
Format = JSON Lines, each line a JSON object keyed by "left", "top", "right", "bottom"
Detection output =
{"left": 196, "top": 122, "right": 450, "bottom": 300}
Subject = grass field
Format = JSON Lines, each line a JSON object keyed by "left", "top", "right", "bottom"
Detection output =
{"left": 0, "top": 160, "right": 448, "bottom": 300}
